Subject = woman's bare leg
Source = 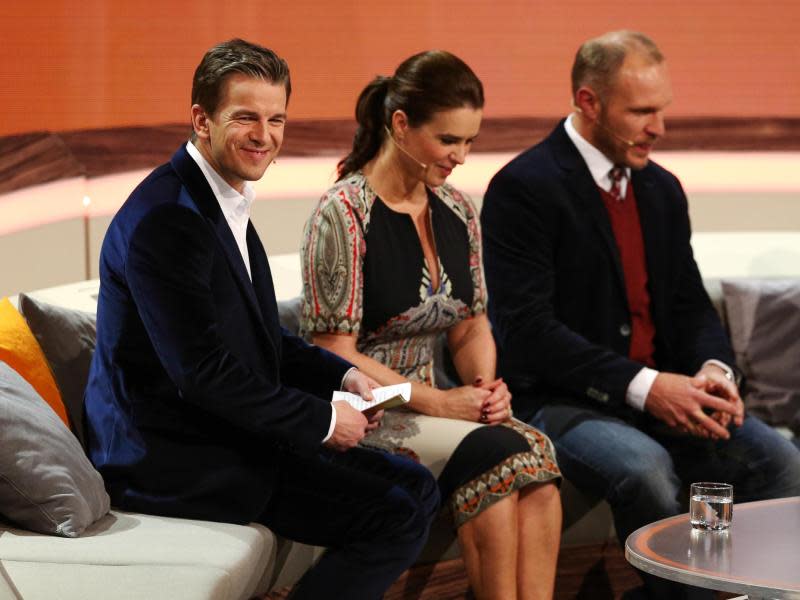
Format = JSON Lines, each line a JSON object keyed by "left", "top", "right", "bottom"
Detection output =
{"left": 457, "top": 491, "right": 520, "bottom": 600}
{"left": 516, "top": 482, "right": 562, "bottom": 600}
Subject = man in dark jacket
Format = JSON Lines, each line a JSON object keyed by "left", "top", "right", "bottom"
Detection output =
{"left": 481, "top": 30, "right": 800, "bottom": 599}
{"left": 85, "top": 39, "right": 438, "bottom": 600}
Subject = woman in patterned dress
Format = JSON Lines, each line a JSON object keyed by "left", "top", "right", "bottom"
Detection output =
{"left": 301, "top": 51, "right": 562, "bottom": 599}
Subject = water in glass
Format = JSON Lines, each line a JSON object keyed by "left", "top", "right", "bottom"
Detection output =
{"left": 690, "top": 494, "right": 733, "bottom": 530}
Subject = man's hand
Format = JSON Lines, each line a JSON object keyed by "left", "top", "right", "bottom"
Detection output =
{"left": 324, "top": 400, "right": 369, "bottom": 452}
{"left": 342, "top": 369, "right": 383, "bottom": 432}
{"left": 695, "top": 364, "right": 744, "bottom": 430}
{"left": 363, "top": 408, "right": 384, "bottom": 432}
{"left": 644, "top": 372, "right": 742, "bottom": 440}
{"left": 342, "top": 369, "right": 379, "bottom": 402}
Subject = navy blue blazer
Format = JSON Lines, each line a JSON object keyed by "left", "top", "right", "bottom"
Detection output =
{"left": 481, "top": 121, "right": 734, "bottom": 418}
{"left": 85, "top": 145, "right": 352, "bottom": 524}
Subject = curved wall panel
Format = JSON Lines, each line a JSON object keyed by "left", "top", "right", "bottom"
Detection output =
{"left": 1, "top": 0, "right": 799, "bottom": 136}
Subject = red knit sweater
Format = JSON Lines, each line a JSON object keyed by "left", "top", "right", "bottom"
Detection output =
{"left": 598, "top": 184, "right": 656, "bottom": 366}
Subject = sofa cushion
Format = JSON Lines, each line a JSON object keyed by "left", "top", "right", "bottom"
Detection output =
{"left": 722, "top": 279, "right": 800, "bottom": 433}
{"left": 0, "top": 561, "right": 231, "bottom": 600}
{"left": 0, "top": 362, "right": 109, "bottom": 537}
{"left": 277, "top": 296, "right": 303, "bottom": 335}
{"left": 18, "top": 293, "right": 97, "bottom": 448}
{"left": 0, "top": 297, "right": 70, "bottom": 428}
{"left": 0, "top": 511, "right": 275, "bottom": 600}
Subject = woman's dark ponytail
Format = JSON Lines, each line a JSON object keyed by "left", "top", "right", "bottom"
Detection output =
{"left": 337, "top": 51, "right": 484, "bottom": 180}
{"left": 337, "top": 76, "right": 391, "bottom": 179}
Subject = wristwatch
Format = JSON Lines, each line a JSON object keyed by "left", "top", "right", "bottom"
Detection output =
{"left": 703, "top": 359, "right": 740, "bottom": 387}
{"left": 723, "top": 367, "right": 743, "bottom": 388}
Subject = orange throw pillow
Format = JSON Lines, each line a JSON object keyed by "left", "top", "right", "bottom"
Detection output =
{"left": 0, "top": 297, "right": 71, "bottom": 429}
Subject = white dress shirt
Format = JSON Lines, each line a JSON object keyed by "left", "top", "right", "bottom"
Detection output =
{"left": 563, "top": 117, "right": 733, "bottom": 410}
{"left": 185, "top": 141, "right": 340, "bottom": 440}
{"left": 185, "top": 141, "right": 254, "bottom": 280}
{"left": 564, "top": 114, "right": 631, "bottom": 198}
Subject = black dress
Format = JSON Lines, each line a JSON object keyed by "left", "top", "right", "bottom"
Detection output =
{"left": 301, "top": 172, "right": 561, "bottom": 526}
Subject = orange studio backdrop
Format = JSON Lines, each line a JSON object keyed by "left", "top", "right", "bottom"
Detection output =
{"left": 1, "top": 0, "right": 799, "bottom": 136}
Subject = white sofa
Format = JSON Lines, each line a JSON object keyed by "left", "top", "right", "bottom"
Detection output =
{"left": 3, "top": 237, "right": 799, "bottom": 599}
{"left": 0, "top": 512, "right": 276, "bottom": 600}
{"left": 1, "top": 280, "right": 329, "bottom": 600}
{"left": 0, "top": 271, "right": 614, "bottom": 600}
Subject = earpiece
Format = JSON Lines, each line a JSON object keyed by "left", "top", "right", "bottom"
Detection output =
{"left": 384, "top": 125, "right": 428, "bottom": 170}
{"left": 572, "top": 102, "right": 634, "bottom": 147}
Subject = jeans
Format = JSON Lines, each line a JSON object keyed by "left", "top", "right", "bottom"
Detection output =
{"left": 529, "top": 404, "right": 800, "bottom": 599}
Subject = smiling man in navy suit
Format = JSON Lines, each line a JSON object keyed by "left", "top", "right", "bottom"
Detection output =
{"left": 84, "top": 39, "right": 439, "bottom": 599}
{"left": 481, "top": 30, "right": 800, "bottom": 599}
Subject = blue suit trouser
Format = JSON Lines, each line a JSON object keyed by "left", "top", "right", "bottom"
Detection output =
{"left": 259, "top": 446, "right": 439, "bottom": 600}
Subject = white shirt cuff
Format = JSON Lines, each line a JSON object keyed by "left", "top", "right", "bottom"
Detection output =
{"left": 322, "top": 403, "right": 337, "bottom": 443}
{"left": 323, "top": 367, "right": 357, "bottom": 443}
{"left": 340, "top": 366, "right": 358, "bottom": 390}
{"left": 701, "top": 359, "right": 734, "bottom": 380}
{"left": 626, "top": 367, "right": 659, "bottom": 411}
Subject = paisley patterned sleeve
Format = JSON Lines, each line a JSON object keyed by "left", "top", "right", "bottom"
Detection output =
{"left": 301, "top": 178, "right": 368, "bottom": 336}
{"left": 444, "top": 185, "right": 487, "bottom": 316}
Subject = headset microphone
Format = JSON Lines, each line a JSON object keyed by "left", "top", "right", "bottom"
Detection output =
{"left": 598, "top": 121, "right": 636, "bottom": 148}
{"left": 384, "top": 126, "right": 428, "bottom": 170}
{"left": 573, "top": 106, "right": 636, "bottom": 147}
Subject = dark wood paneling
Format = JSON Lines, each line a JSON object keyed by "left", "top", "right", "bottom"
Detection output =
{"left": 61, "top": 125, "right": 190, "bottom": 179}
{"left": 0, "top": 132, "right": 85, "bottom": 194}
{"left": 2, "top": 118, "right": 799, "bottom": 195}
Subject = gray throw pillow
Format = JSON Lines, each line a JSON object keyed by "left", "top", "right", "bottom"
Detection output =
{"left": 18, "top": 293, "right": 96, "bottom": 449}
{"left": 722, "top": 279, "right": 800, "bottom": 434}
{"left": 0, "top": 361, "right": 109, "bottom": 537}
{"left": 278, "top": 296, "right": 303, "bottom": 336}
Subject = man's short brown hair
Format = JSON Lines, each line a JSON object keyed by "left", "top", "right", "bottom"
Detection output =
{"left": 191, "top": 38, "right": 291, "bottom": 116}
{"left": 571, "top": 30, "right": 664, "bottom": 101}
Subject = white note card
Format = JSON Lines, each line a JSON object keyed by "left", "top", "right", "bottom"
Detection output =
{"left": 332, "top": 382, "right": 411, "bottom": 412}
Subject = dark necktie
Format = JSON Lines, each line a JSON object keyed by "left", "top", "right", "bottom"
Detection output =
{"left": 609, "top": 166, "right": 625, "bottom": 202}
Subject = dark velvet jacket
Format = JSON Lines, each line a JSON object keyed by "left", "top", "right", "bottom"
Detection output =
{"left": 85, "top": 145, "right": 351, "bottom": 523}
{"left": 480, "top": 121, "right": 734, "bottom": 419}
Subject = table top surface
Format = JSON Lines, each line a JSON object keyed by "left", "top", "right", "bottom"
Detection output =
{"left": 625, "top": 497, "right": 800, "bottom": 599}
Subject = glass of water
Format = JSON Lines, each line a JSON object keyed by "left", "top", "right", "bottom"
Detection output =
{"left": 690, "top": 482, "right": 733, "bottom": 531}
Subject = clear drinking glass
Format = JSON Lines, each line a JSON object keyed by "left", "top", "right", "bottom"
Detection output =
{"left": 690, "top": 482, "right": 733, "bottom": 531}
